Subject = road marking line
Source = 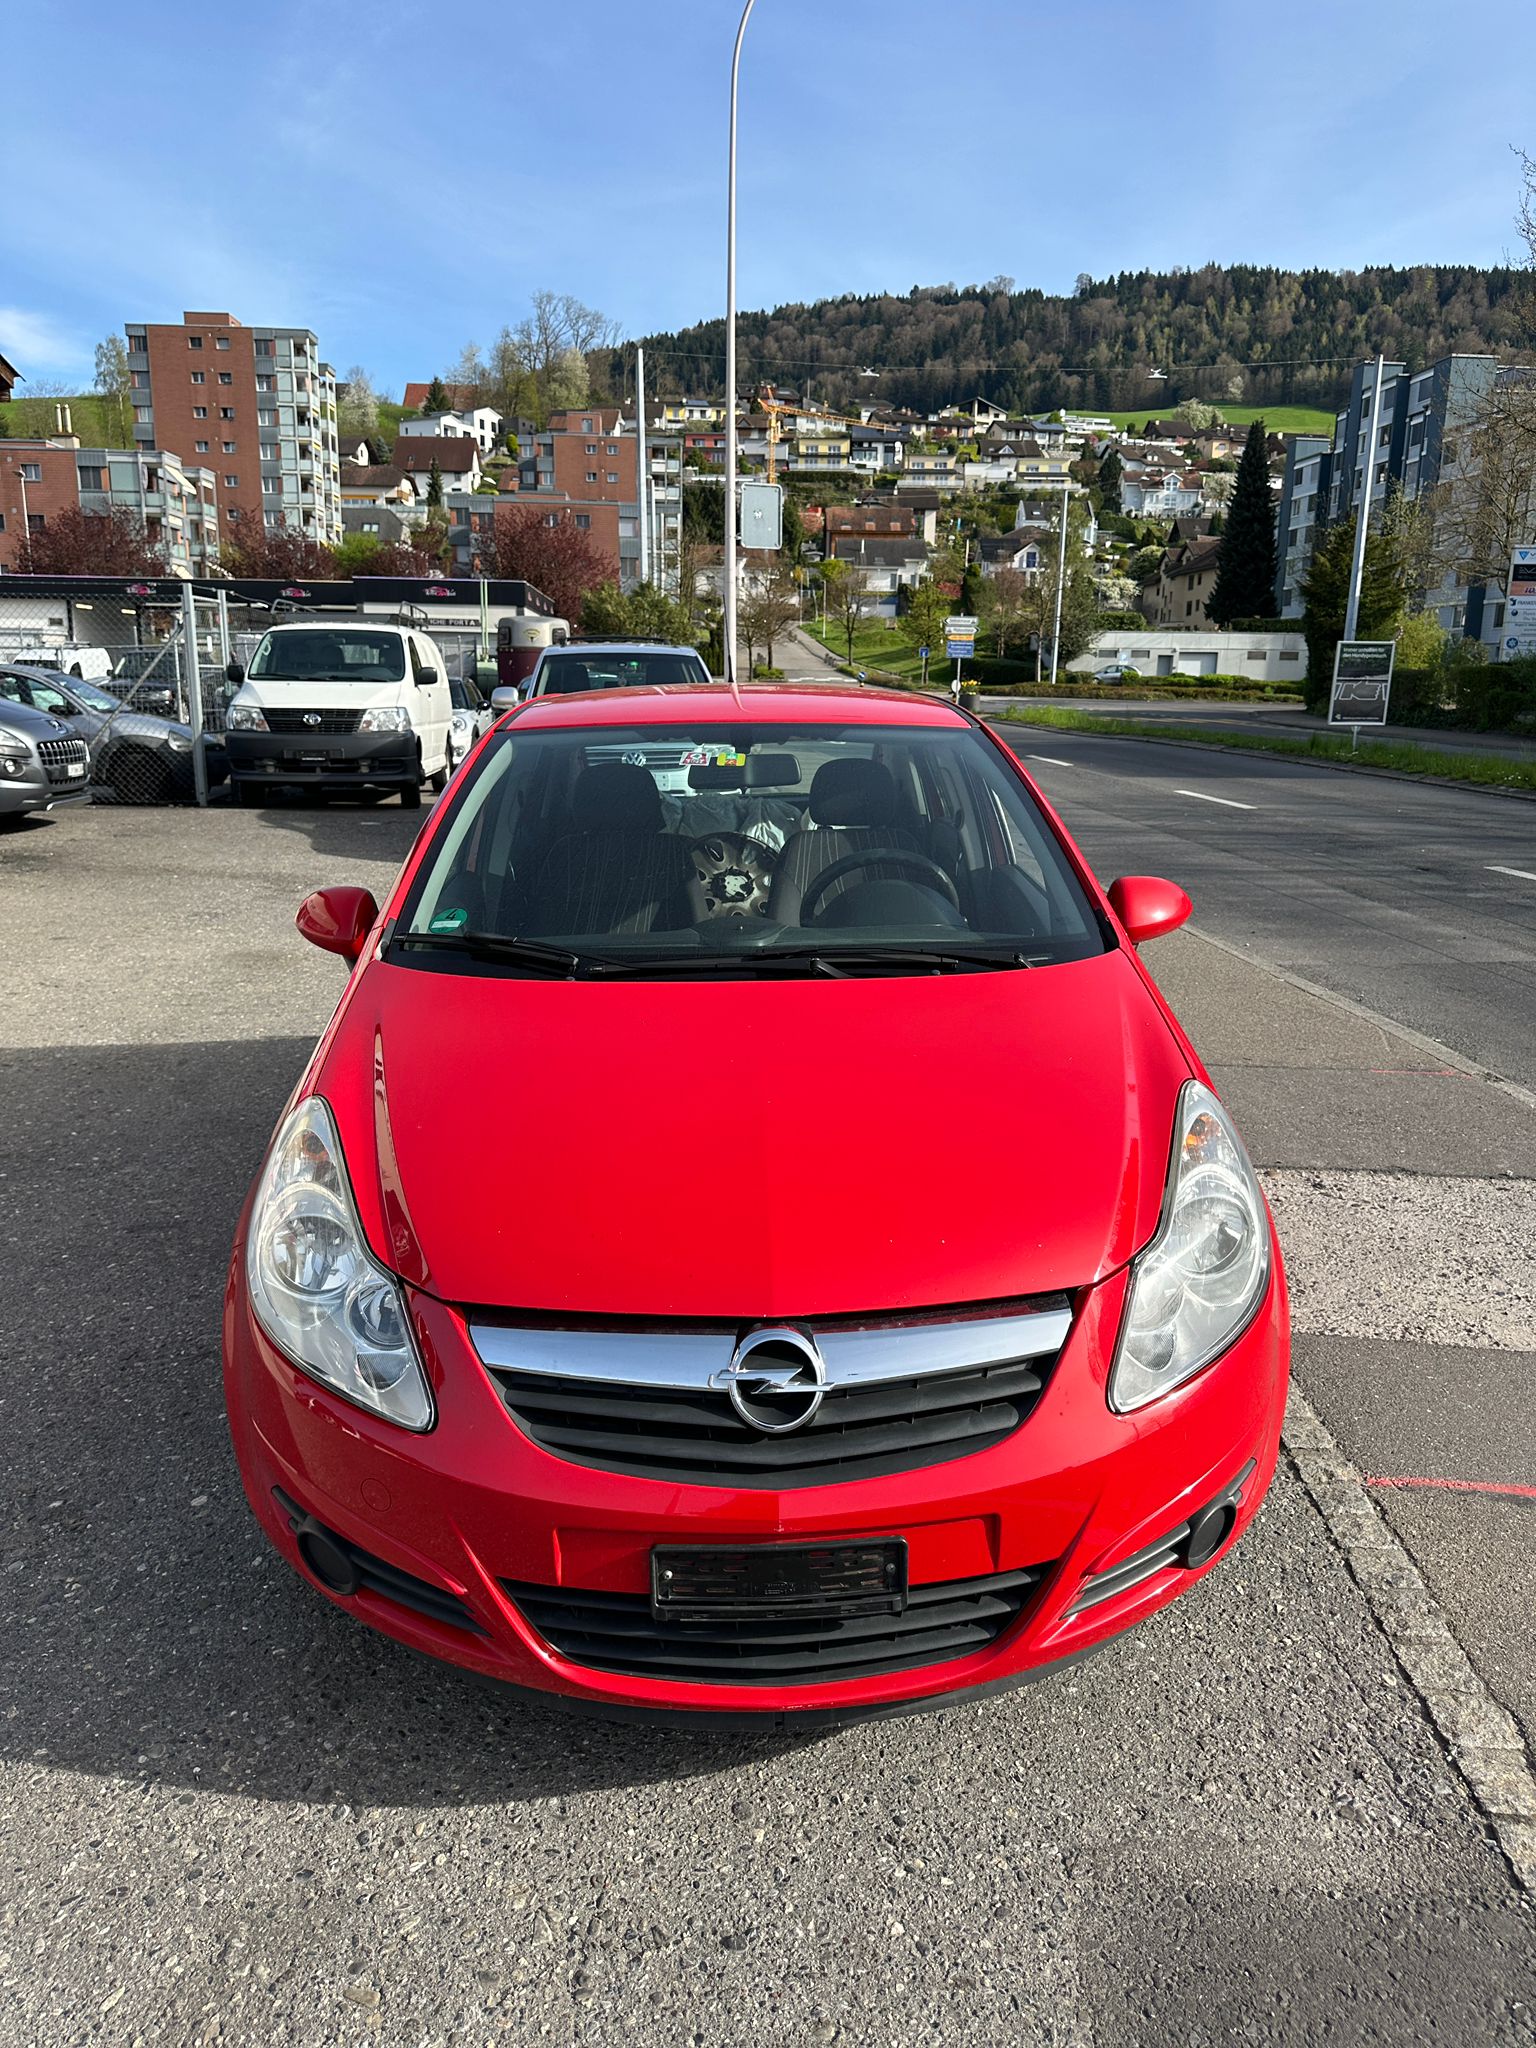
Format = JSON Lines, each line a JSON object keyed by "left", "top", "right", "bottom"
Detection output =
{"left": 1028, "top": 755, "right": 1074, "bottom": 768}
{"left": 1174, "top": 788, "right": 1256, "bottom": 809}
{"left": 1365, "top": 1473, "right": 1536, "bottom": 1502}
{"left": 1487, "top": 864, "right": 1536, "bottom": 883}
{"left": 1284, "top": 1386, "right": 1536, "bottom": 1894}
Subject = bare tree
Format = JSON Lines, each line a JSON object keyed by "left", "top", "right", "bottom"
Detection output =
{"left": 821, "top": 557, "right": 872, "bottom": 663}
{"left": 739, "top": 560, "right": 799, "bottom": 670}
{"left": 987, "top": 567, "right": 1032, "bottom": 656}
{"left": 1429, "top": 371, "right": 1536, "bottom": 594}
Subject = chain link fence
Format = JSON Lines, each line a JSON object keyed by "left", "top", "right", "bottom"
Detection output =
{"left": 0, "top": 588, "right": 501, "bottom": 807}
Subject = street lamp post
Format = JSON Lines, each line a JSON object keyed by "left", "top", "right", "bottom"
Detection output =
{"left": 15, "top": 469, "right": 31, "bottom": 569}
{"left": 1048, "top": 481, "right": 1072, "bottom": 686}
{"left": 722, "top": 0, "right": 756, "bottom": 696}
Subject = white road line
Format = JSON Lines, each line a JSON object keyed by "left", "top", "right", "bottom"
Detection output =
{"left": 1174, "top": 787, "right": 1255, "bottom": 810}
{"left": 1028, "top": 755, "right": 1074, "bottom": 768}
{"left": 1486, "top": 864, "right": 1536, "bottom": 883}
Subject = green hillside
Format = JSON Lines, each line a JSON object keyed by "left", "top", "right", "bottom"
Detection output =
{"left": 1098, "top": 403, "right": 1335, "bottom": 437}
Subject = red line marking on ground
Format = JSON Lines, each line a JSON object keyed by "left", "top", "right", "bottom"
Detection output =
{"left": 1364, "top": 1473, "right": 1536, "bottom": 1501}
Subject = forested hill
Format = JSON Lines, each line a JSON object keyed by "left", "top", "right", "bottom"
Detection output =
{"left": 607, "top": 265, "right": 1532, "bottom": 416}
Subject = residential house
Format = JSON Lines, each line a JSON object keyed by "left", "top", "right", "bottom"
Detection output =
{"left": 1013, "top": 439, "right": 1073, "bottom": 486}
{"left": 395, "top": 435, "right": 484, "bottom": 498}
{"left": 341, "top": 503, "right": 415, "bottom": 547}
{"left": 969, "top": 397, "right": 1010, "bottom": 426}
{"left": 1121, "top": 465, "right": 1205, "bottom": 519}
{"left": 339, "top": 464, "right": 421, "bottom": 521}
{"left": 401, "top": 381, "right": 479, "bottom": 413}
{"left": 398, "top": 406, "right": 503, "bottom": 454}
{"left": 900, "top": 452, "right": 961, "bottom": 494}
{"left": 849, "top": 424, "right": 905, "bottom": 474}
{"left": 828, "top": 532, "right": 930, "bottom": 616}
{"left": 979, "top": 528, "right": 1046, "bottom": 579}
{"left": 0, "top": 350, "right": 19, "bottom": 403}
{"left": 1139, "top": 535, "right": 1223, "bottom": 625}
{"left": 659, "top": 398, "right": 725, "bottom": 429}
{"left": 825, "top": 506, "right": 918, "bottom": 545}
{"left": 890, "top": 486, "right": 942, "bottom": 544}
{"left": 962, "top": 453, "right": 1020, "bottom": 488}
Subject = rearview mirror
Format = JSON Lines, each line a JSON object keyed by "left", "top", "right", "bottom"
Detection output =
{"left": 225, "top": 659, "right": 245, "bottom": 684}
{"left": 490, "top": 685, "right": 521, "bottom": 714}
{"left": 1107, "top": 875, "right": 1192, "bottom": 946}
{"left": 295, "top": 885, "right": 380, "bottom": 965}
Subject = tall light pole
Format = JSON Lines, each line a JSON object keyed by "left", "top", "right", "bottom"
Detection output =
{"left": 15, "top": 469, "right": 31, "bottom": 569}
{"left": 1048, "top": 481, "right": 1072, "bottom": 686}
{"left": 722, "top": 0, "right": 756, "bottom": 695}
{"left": 1343, "top": 352, "right": 1385, "bottom": 643}
{"left": 635, "top": 344, "right": 650, "bottom": 587}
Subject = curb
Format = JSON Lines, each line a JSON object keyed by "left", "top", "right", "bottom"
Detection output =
{"left": 1283, "top": 1386, "right": 1536, "bottom": 1896}
{"left": 986, "top": 716, "right": 1536, "bottom": 803}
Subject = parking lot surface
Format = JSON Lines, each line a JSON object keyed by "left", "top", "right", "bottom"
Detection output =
{"left": 2, "top": 796, "right": 1533, "bottom": 2047}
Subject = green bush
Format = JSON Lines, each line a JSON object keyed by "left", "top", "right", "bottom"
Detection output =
{"left": 1384, "top": 656, "right": 1536, "bottom": 733}
{"left": 752, "top": 664, "right": 785, "bottom": 679}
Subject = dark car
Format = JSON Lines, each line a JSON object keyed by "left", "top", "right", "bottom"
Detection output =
{"left": 0, "top": 665, "right": 228, "bottom": 804}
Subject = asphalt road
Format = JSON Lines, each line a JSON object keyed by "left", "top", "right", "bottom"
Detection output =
{"left": 2, "top": 790, "right": 1534, "bottom": 2047}
{"left": 986, "top": 697, "right": 1536, "bottom": 764}
{"left": 990, "top": 720, "right": 1536, "bottom": 1091}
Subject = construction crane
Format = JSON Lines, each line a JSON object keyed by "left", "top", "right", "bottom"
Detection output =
{"left": 755, "top": 385, "right": 877, "bottom": 485}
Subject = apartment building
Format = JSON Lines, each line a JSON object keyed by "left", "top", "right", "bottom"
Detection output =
{"left": 1274, "top": 353, "right": 1507, "bottom": 633}
{"left": 0, "top": 437, "right": 220, "bottom": 575}
{"left": 124, "top": 311, "right": 342, "bottom": 546}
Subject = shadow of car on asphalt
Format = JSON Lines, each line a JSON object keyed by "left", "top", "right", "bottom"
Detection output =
{"left": 244, "top": 787, "right": 434, "bottom": 864}
{"left": 3, "top": 1034, "right": 823, "bottom": 1809}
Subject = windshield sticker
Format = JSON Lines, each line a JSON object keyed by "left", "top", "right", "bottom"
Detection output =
{"left": 428, "top": 906, "right": 469, "bottom": 934}
{"left": 682, "top": 747, "right": 747, "bottom": 768}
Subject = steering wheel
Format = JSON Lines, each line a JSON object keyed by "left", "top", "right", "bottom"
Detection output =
{"left": 687, "top": 831, "right": 779, "bottom": 919}
{"left": 799, "top": 849, "right": 961, "bottom": 926}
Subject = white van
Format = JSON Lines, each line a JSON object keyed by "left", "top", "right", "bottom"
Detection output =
{"left": 224, "top": 619, "right": 452, "bottom": 808}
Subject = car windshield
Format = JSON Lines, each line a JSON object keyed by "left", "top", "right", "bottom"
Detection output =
{"left": 395, "top": 720, "right": 1106, "bottom": 977}
{"left": 68, "top": 679, "right": 121, "bottom": 713}
{"left": 248, "top": 629, "right": 406, "bottom": 682}
{"left": 539, "top": 650, "right": 709, "bottom": 693}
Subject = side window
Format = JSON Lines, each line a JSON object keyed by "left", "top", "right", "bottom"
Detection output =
{"left": 409, "top": 637, "right": 429, "bottom": 685}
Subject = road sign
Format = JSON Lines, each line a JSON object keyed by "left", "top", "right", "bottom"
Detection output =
{"left": 945, "top": 615, "right": 978, "bottom": 635}
{"left": 1507, "top": 546, "right": 1536, "bottom": 634}
{"left": 945, "top": 639, "right": 973, "bottom": 659}
{"left": 738, "top": 482, "right": 783, "bottom": 551}
{"left": 1327, "top": 639, "right": 1395, "bottom": 728}
{"left": 918, "top": 643, "right": 930, "bottom": 659}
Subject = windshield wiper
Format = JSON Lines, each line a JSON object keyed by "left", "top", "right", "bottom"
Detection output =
{"left": 585, "top": 945, "right": 1049, "bottom": 979}
{"left": 389, "top": 931, "right": 602, "bottom": 977}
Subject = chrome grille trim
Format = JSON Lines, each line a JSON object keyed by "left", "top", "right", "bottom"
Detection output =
{"left": 469, "top": 1305, "right": 1072, "bottom": 1392}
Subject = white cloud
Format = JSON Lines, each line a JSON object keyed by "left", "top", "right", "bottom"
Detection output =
{"left": 0, "top": 306, "right": 93, "bottom": 383}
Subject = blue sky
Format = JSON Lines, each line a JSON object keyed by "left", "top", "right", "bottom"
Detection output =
{"left": 6, "top": 0, "right": 1534, "bottom": 397}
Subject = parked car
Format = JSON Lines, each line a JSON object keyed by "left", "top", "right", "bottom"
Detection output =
{"left": 447, "top": 675, "right": 493, "bottom": 771}
{"left": 0, "top": 664, "right": 227, "bottom": 803}
{"left": 1091, "top": 664, "right": 1140, "bottom": 683}
{"left": 223, "top": 619, "right": 453, "bottom": 808}
{"left": 0, "top": 642, "right": 115, "bottom": 683}
{"left": 491, "top": 641, "right": 711, "bottom": 712}
{"left": 225, "top": 680, "right": 1290, "bottom": 1724}
{"left": 0, "top": 696, "right": 91, "bottom": 824}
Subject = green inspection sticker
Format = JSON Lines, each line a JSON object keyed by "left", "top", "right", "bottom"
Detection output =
{"left": 428, "top": 906, "right": 469, "bottom": 934}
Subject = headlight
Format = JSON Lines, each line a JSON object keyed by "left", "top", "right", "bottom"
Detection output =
{"left": 0, "top": 749, "right": 27, "bottom": 775}
{"left": 1109, "top": 1081, "right": 1270, "bottom": 1413}
{"left": 358, "top": 706, "right": 412, "bottom": 734}
{"left": 246, "top": 1098, "right": 434, "bottom": 1431}
{"left": 227, "top": 704, "right": 268, "bottom": 732}
{"left": 167, "top": 734, "right": 193, "bottom": 752}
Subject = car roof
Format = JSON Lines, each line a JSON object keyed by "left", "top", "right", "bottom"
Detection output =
{"left": 541, "top": 642, "right": 705, "bottom": 657}
{"left": 511, "top": 682, "right": 967, "bottom": 729}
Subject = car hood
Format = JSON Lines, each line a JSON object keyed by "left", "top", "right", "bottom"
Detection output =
{"left": 318, "top": 950, "right": 1192, "bottom": 1320}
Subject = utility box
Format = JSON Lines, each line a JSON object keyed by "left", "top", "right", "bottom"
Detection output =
{"left": 739, "top": 482, "right": 783, "bottom": 552}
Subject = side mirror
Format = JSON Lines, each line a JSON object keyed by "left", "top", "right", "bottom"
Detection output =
{"left": 419, "top": 669, "right": 442, "bottom": 687}
{"left": 225, "top": 659, "right": 245, "bottom": 684}
{"left": 296, "top": 885, "right": 380, "bottom": 965}
{"left": 1107, "top": 875, "right": 1191, "bottom": 946}
{"left": 490, "top": 684, "right": 521, "bottom": 714}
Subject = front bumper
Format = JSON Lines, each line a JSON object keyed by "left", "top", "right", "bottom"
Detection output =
{"left": 223, "top": 1246, "right": 1289, "bottom": 1722}
{"left": 226, "top": 730, "right": 416, "bottom": 790}
{"left": 0, "top": 762, "right": 90, "bottom": 815}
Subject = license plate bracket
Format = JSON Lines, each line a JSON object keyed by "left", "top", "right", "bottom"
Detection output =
{"left": 651, "top": 1538, "right": 907, "bottom": 1619}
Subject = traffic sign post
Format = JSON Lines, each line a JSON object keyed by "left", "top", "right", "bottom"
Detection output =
{"left": 1328, "top": 639, "right": 1396, "bottom": 752}
{"left": 1506, "top": 546, "right": 1536, "bottom": 657}
{"left": 944, "top": 615, "right": 977, "bottom": 694}
{"left": 918, "top": 642, "right": 930, "bottom": 687}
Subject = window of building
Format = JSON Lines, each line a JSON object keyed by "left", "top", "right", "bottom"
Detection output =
{"left": 130, "top": 370, "right": 150, "bottom": 390}
{"left": 1185, "top": 600, "right": 1194, "bottom": 615}
{"left": 18, "top": 461, "right": 42, "bottom": 481}
{"left": 261, "top": 443, "right": 279, "bottom": 462}
{"left": 586, "top": 471, "right": 598, "bottom": 483}
{"left": 195, "top": 440, "right": 209, "bottom": 453}
{"left": 224, "top": 474, "right": 239, "bottom": 488}
{"left": 585, "top": 443, "right": 597, "bottom": 454}
{"left": 192, "top": 406, "right": 207, "bottom": 419}
{"left": 545, "top": 512, "right": 560, "bottom": 527}
{"left": 581, "top": 419, "right": 593, "bottom": 432}
{"left": 256, "top": 375, "right": 276, "bottom": 393}
{"left": 218, "top": 371, "right": 233, "bottom": 385}
{"left": 1379, "top": 425, "right": 1391, "bottom": 446}
{"left": 216, "top": 336, "right": 231, "bottom": 350}
{"left": 361, "top": 521, "right": 379, "bottom": 534}
{"left": 255, "top": 338, "right": 275, "bottom": 357}
{"left": 575, "top": 513, "right": 591, "bottom": 530}
{"left": 77, "top": 465, "right": 106, "bottom": 490}
{"left": 190, "top": 370, "right": 205, "bottom": 384}
{"left": 227, "top": 507, "right": 240, "bottom": 521}
{"left": 0, "top": 514, "right": 6, "bottom": 532}
{"left": 607, "top": 472, "right": 619, "bottom": 483}
{"left": 607, "top": 444, "right": 618, "bottom": 455}
{"left": 263, "top": 477, "right": 281, "bottom": 494}
{"left": 220, "top": 441, "right": 235, "bottom": 454}
{"left": 220, "top": 407, "right": 235, "bottom": 420}
{"left": 188, "top": 335, "right": 203, "bottom": 350}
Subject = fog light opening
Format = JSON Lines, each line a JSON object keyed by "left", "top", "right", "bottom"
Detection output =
{"left": 1181, "top": 1499, "right": 1238, "bottom": 1571}
{"left": 293, "top": 1518, "right": 360, "bottom": 1596}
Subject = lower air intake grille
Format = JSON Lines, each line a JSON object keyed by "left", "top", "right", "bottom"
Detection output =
{"left": 37, "top": 736, "right": 89, "bottom": 784}
{"left": 502, "top": 1564, "right": 1049, "bottom": 1686}
{"left": 264, "top": 708, "right": 363, "bottom": 735}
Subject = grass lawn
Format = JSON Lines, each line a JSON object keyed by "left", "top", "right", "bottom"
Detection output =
{"left": 997, "top": 706, "right": 1536, "bottom": 793}
{"left": 801, "top": 618, "right": 950, "bottom": 684}
{"left": 1096, "top": 404, "right": 1334, "bottom": 438}
{"left": 0, "top": 392, "right": 127, "bottom": 443}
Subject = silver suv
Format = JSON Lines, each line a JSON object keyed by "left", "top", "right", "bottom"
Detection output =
{"left": 0, "top": 698, "right": 92, "bottom": 823}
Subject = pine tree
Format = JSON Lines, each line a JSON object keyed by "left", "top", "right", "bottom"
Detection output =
{"left": 425, "top": 375, "right": 452, "bottom": 416}
{"left": 427, "top": 458, "right": 444, "bottom": 509}
{"left": 1206, "top": 420, "right": 1276, "bottom": 623}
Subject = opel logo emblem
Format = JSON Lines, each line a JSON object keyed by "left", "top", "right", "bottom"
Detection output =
{"left": 302, "top": 712, "right": 322, "bottom": 727}
{"left": 717, "top": 1326, "right": 826, "bottom": 1434}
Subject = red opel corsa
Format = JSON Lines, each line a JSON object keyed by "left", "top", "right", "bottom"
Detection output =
{"left": 224, "top": 684, "right": 1289, "bottom": 1723}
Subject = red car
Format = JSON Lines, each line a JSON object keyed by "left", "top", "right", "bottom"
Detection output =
{"left": 224, "top": 683, "right": 1288, "bottom": 1724}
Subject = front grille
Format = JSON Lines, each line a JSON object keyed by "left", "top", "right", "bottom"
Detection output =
{"left": 477, "top": 1302, "right": 1069, "bottom": 1490}
{"left": 37, "top": 736, "right": 89, "bottom": 785}
{"left": 503, "top": 1563, "right": 1049, "bottom": 1686}
{"left": 263, "top": 708, "right": 362, "bottom": 735}
{"left": 491, "top": 1361, "right": 1050, "bottom": 1488}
